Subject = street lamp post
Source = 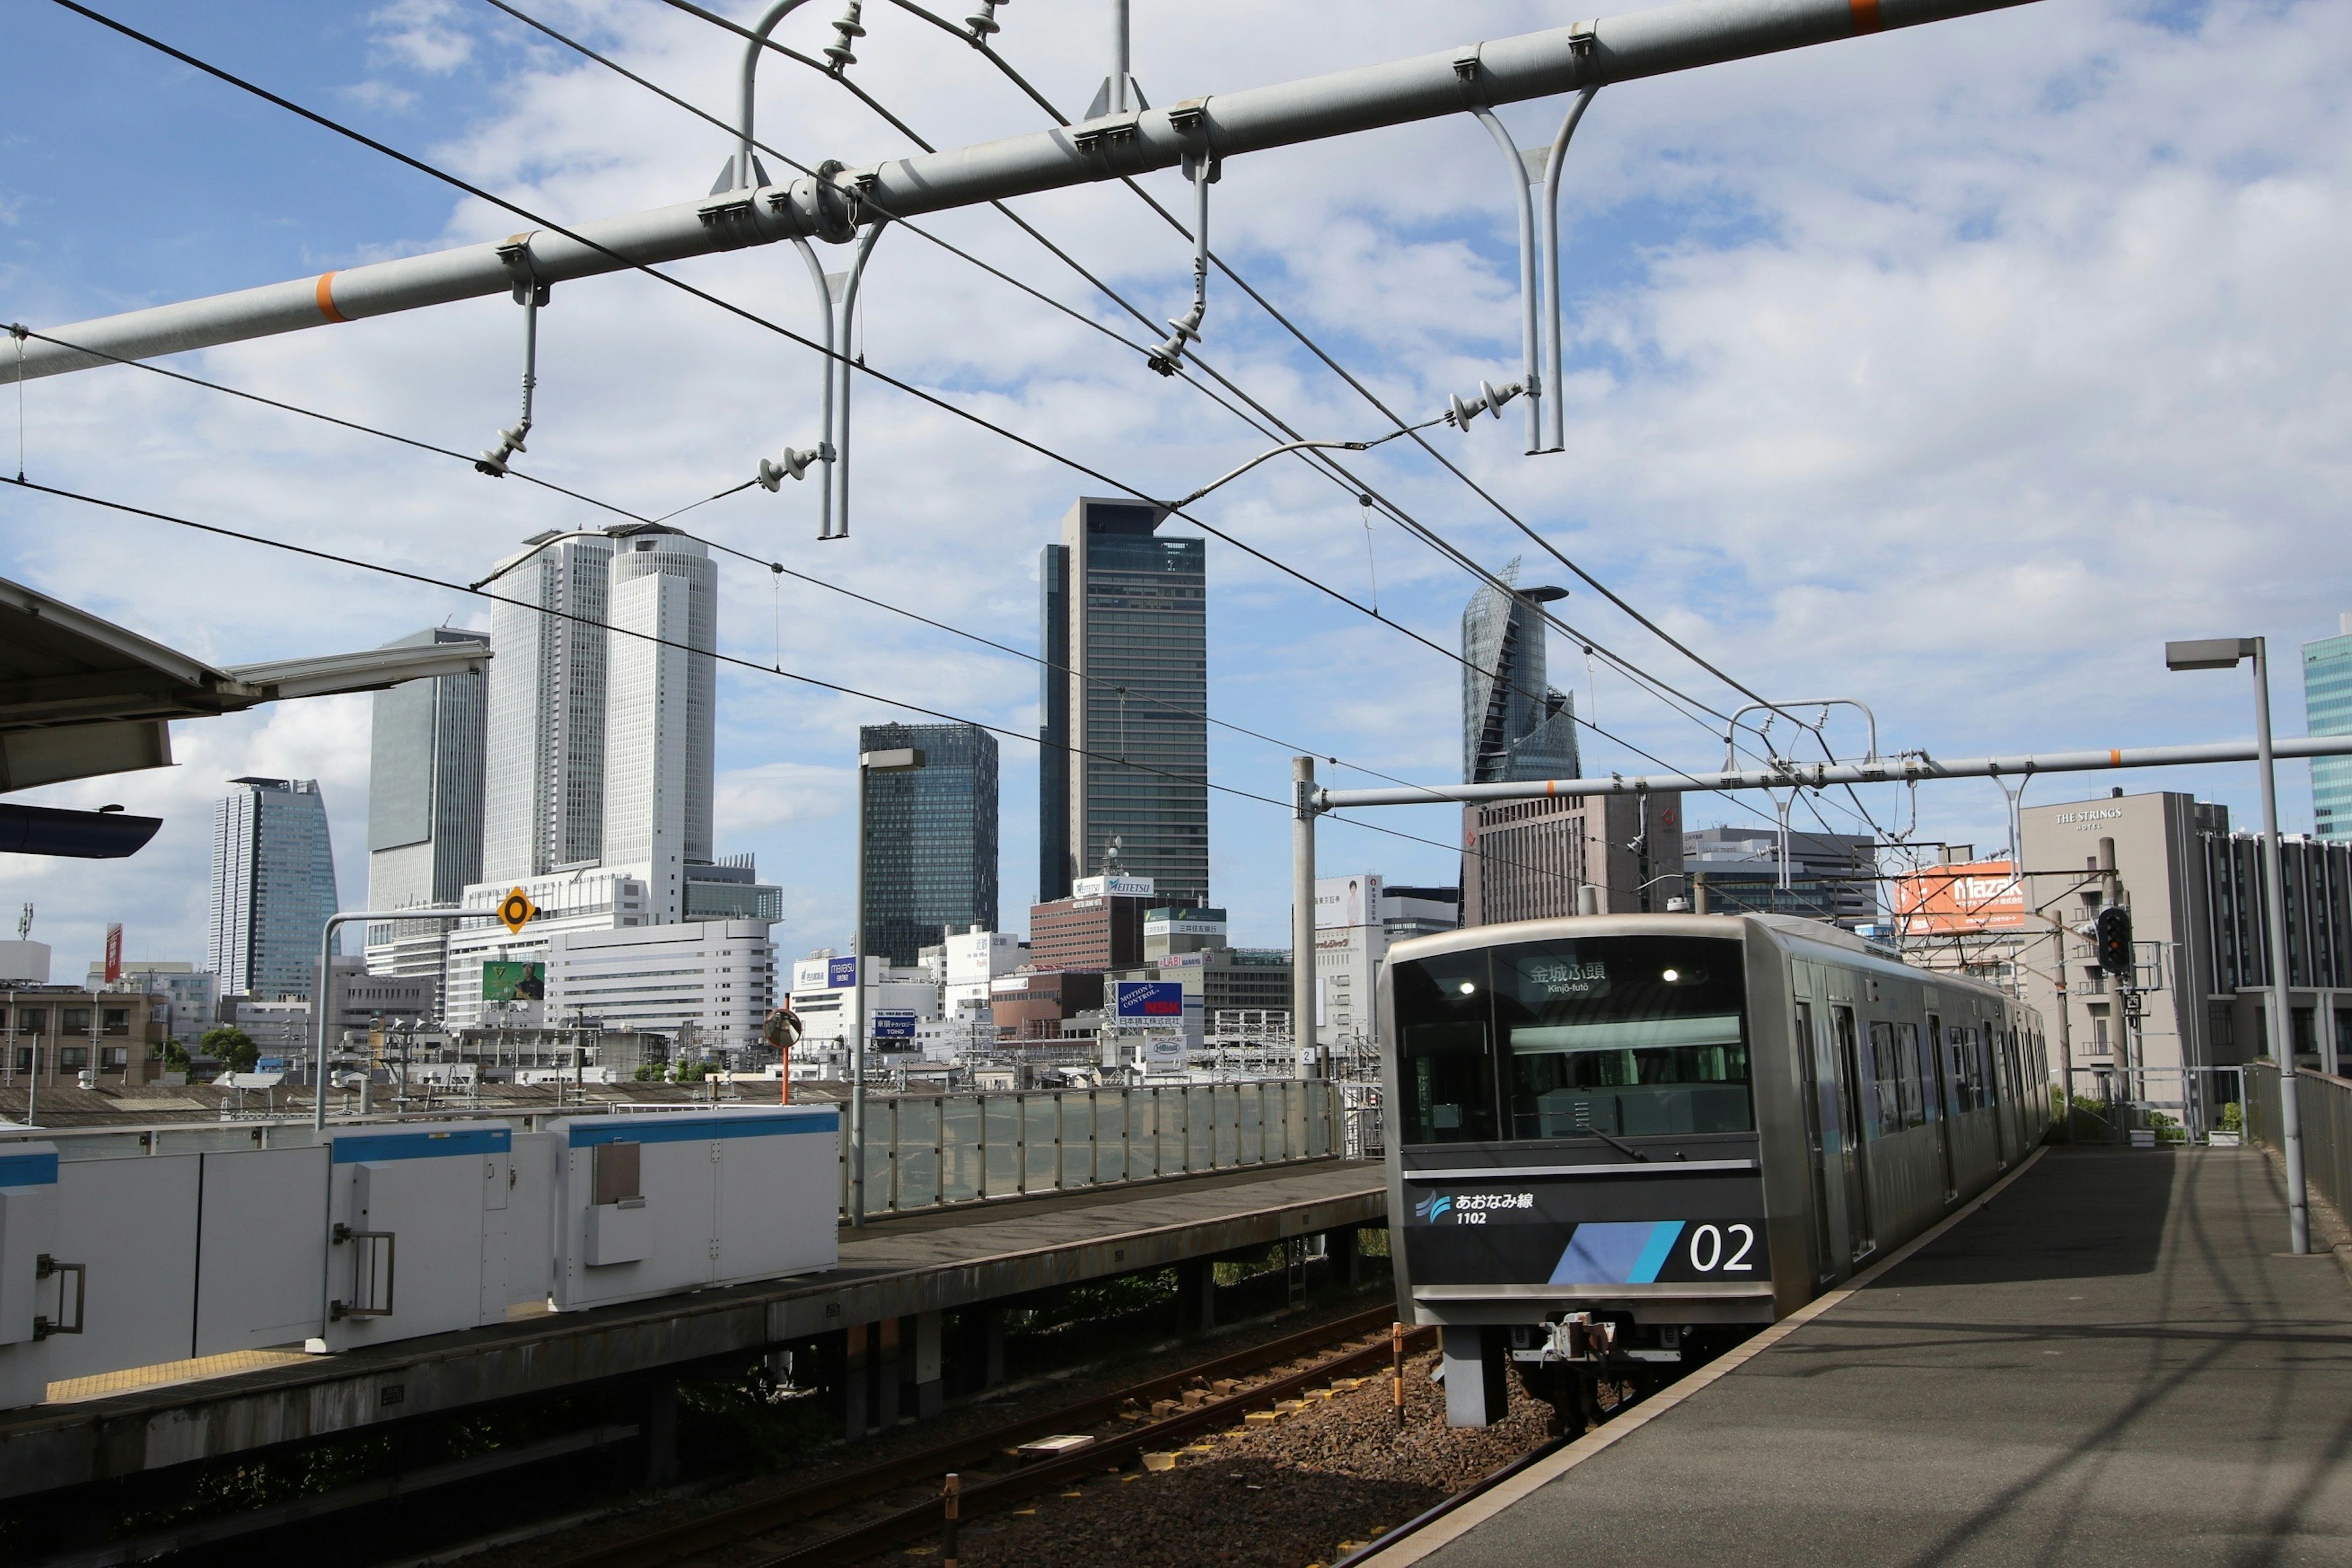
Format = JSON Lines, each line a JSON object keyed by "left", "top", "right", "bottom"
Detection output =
{"left": 2166, "top": 636, "right": 2309, "bottom": 1254}
{"left": 852, "top": 746, "right": 925, "bottom": 1227}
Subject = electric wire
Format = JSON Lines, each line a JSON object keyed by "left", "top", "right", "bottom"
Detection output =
{"left": 13, "top": 322, "right": 1457, "bottom": 809}
{"left": 646, "top": 0, "right": 1773, "bottom": 750}
{"left": 4, "top": 472, "right": 1638, "bottom": 894}
{"left": 509, "top": 0, "right": 1795, "bottom": 796}
{"left": 48, "top": 0, "right": 1819, "bottom": 844}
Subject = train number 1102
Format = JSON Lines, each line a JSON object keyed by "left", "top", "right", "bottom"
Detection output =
{"left": 1687, "top": 1223, "right": 1757, "bottom": 1272}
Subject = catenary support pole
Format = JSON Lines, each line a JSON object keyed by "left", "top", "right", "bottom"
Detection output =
{"left": 9, "top": 1, "right": 2040, "bottom": 383}
{"left": 1317, "top": 733, "right": 2352, "bottom": 810}
{"left": 2251, "top": 639, "right": 2311, "bottom": 1254}
{"left": 1537, "top": 86, "right": 1598, "bottom": 454}
{"left": 851, "top": 758, "right": 868, "bottom": 1227}
{"left": 311, "top": 909, "right": 478, "bottom": 1131}
{"left": 1469, "top": 107, "right": 1543, "bottom": 454}
{"left": 1292, "top": 756, "right": 1318, "bottom": 1079}
{"left": 831, "top": 219, "right": 889, "bottom": 538}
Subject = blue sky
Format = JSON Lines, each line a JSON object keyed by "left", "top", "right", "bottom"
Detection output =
{"left": 4, "top": 0, "right": 2349, "bottom": 976}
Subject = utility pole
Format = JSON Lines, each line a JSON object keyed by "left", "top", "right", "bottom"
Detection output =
{"left": 1291, "top": 758, "right": 1318, "bottom": 1081}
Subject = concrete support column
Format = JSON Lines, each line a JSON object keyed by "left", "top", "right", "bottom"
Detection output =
{"left": 913, "top": 1309, "right": 944, "bottom": 1418}
{"left": 875, "top": 1315, "right": 903, "bottom": 1428}
{"left": 1177, "top": 1259, "right": 1216, "bottom": 1333}
{"left": 644, "top": 1376, "right": 679, "bottom": 1487}
{"left": 842, "top": 1322, "right": 870, "bottom": 1440}
{"left": 1329, "top": 1226, "right": 1360, "bottom": 1288}
{"left": 957, "top": 1304, "right": 1006, "bottom": 1392}
{"left": 1441, "top": 1326, "right": 1508, "bottom": 1429}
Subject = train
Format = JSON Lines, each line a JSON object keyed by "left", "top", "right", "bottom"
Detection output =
{"left": 1378, "top": 911, "right": 2051, "bottom": 1427}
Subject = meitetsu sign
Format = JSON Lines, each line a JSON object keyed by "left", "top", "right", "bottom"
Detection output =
{"left": 1072, "top": 875, "right": 1155, "bottom": 899}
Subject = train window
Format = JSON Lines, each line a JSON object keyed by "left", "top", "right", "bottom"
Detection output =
{"left": 1491, "top": 936, "right": 1751, "bottom": 1138}
{"left": 1920, "top": 1018, "right": 1945, "bottom": 1123}
{"left": 1866, "top": 1022, "right": 1905, "bottom": 1137}
{"left": 1952, "top": 1025, "right": 1990, "bottom": 1110}
{"left": 1392, "top": 950, "right": 1499, "bottom": 1145}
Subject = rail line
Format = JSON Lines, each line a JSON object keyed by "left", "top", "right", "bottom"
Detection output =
{"left": 539, "top": 1303, "right": 1427, "bottom": 1568}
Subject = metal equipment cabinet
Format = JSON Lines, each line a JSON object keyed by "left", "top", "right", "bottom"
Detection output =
{"left": 550, "top": 1107, "right": 839, "bottom": 1311}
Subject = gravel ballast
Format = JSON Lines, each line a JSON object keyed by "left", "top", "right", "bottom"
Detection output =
{"left": 928, "top": 1349, "right": 1556, "bottom": 1568}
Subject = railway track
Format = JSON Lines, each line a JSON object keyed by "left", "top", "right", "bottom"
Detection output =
{"left": 540, "top": 1304, "right": 1429, "bottom": 1568}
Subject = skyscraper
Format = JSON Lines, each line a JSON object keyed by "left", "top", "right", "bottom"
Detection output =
{"left": 481, "top": 530, "right": 613, "bottom": 883}
{"left": 603, "top": 525, "right": 718, "bottom": 922}
{"left": 1461, "top": 557, "right": 1580, "bottom": 785}
{"left": 2305, "top": 612, "right": 2352, "bottom": 843}
{"left": 1038, "top": 499, "right": 1208, "bottom": 907}
{"left": 477, "top": 524, "right": 717, "bottom": 922}
{"left": 208, "top": 777, "right": 339, "bottom": 999}
{"left": 859, "top": 722, "right": 999, "bottom": 966}
{"left": 365, "top": 627, "right": 490, "bottom": 1010}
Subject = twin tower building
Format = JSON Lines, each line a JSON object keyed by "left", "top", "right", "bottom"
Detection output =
{"left": 366, "top": 524, "right": 776, "bottom": 1029}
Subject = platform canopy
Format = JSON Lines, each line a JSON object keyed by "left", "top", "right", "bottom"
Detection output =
{"left": 0, "top": 575, "right": 487, "bottom": 854}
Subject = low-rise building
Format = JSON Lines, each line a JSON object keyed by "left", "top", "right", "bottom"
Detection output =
{"left": 1461, "top": 791, "right": 1685, "bottom": 925}
{"left": 1, "top": 986, "right": 169, "bottom": 1084}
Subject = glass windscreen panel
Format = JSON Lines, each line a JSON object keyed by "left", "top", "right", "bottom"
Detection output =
{"left": 1494, "top": 936, "right": 1752, "bottom": 1138}
{"left": 1392, "top": 947, "right": 1499, "bottom": 1145}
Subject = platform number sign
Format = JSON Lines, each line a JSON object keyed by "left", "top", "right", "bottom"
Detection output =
{"left": 497, "top": 886, "right": 540, "bottom": 935}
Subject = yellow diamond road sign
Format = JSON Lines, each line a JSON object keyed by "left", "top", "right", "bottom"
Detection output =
{"left": 497, "top": 887, "right": 540, "bottom": 935}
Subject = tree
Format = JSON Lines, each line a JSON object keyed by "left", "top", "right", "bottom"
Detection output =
{"left": 201, "top": 1026, "right": 258, "bottom": 1072}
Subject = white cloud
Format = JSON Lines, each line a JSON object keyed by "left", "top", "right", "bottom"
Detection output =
{"left": 9, "top": 0, "right": 2350, "bottom": 961}
{"left": 369, "top": 0, "right": 474, "bottom": 75}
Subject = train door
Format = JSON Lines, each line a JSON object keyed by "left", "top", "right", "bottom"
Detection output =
{"left": 1926, "top": 1012, "right": 1958, "bottom": 1202}
{"left": 1831, "top": 1003, "right": 1875, "bottom": 1260}
{"left": 1794, "top": 1000, "right": 1836, "bottom": 1283}
{"left": 1986, "top": 1017, "right": 2011, "bottom": 1168}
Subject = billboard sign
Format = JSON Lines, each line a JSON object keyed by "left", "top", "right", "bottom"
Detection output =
{"left": 1114, "top": 981, "right": 1186, "bottom": 1020}
{"left": 827, "top": 956, "right": 861, "bottom": 989}
{"left": 1891, "top": 861, "right": 2023, "bottom": 934}
{"left": 1072, "top": 875, "right": 1155, "bottom": 899}
{"left": 1142, "top": 1032, "right": 1186, "bottom": 1066}
{"left": 104, "top": 923, "right": 123, "bottom": 984}
{"left": 871, "top": 1011, "right": 917, "bottom": 1039}
{"left": 481, "top": 960, "right": 547, "bottom": 1002}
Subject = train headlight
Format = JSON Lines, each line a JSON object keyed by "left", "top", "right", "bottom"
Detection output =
{"left": 1457, "top": 981, "right": 1477, "bottom": 995}
{"left": 1661, "top": 968, "right": 1680, "bottom": 983}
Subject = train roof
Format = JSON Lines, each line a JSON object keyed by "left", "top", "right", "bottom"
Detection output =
{"left": 1388, "top": 912, "right": 2027, "bottom": 1011}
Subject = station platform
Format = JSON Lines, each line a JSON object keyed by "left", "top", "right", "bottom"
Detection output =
{"left": 1383, "top": 1147, "right": 2352, "bottom": 1567}
{"left": 0, "top": 1157, "right": 1382, "bottom": 1501}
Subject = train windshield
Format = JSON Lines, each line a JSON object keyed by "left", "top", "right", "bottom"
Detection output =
{"left": 1392, "top": 935, "right": 1750, "bottom": 1147}
{"left": 1496, "top": 937, "right": 1750, "bottom": 1138}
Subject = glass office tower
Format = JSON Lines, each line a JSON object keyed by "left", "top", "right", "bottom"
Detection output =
{"left": 1461, "top": 556, "right": 1580, "bottom": 785}
{"left": 208, "top": 777, "right": 340, "bottom": 999}
{"left": 1037, "top": 499, "right": 1209, "bottom": 907}
{"left": 861, "top": 722, "right": 1000, "bottom": 966}
{"left": 2306, "top": 613, "right": 2352, "bottom": 842}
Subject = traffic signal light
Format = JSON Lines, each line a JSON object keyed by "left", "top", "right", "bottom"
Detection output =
{"left": 2095, "top": 905, "right": 2134, "bottom": 978}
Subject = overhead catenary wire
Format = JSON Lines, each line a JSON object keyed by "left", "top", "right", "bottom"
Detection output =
{"left": 54, "top": 0, "right": 1828, "bottom": 843}
{"left": 5, "top": 472, "right": 1637, "bottom": 895}
{"left": 646, "top": 0, "right": 1779, "bottom": 749}
{"left": 497, "top": 0, "right": 1803, "bottom": 798}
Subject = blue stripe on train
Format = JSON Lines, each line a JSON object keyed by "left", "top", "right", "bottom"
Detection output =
{"left": 1550, "top": 1219, "right": 1686, "bottom": 1285}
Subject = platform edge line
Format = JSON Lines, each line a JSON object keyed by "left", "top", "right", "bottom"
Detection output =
{"left": 1360, "top": 1145, "right": 2050, "bottom": 1568}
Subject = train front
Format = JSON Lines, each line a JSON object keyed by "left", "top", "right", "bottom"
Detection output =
{"left": 1379, "top": 916, "right": 1787, "bottom": 1426}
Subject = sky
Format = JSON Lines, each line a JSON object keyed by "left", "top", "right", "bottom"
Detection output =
{"left": 2, "top": 0, "right": 2348, "bottom": 979}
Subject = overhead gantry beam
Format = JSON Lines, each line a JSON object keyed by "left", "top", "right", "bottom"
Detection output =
{"left": 1316, "top": 735, "right": 2352, "bottom": 811}
{"left": 5, "top": 0, "right": 2035, "bottom": 383}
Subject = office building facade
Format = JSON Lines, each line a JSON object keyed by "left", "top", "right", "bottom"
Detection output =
{"left": 1461, "top": 558, "right": 1580, "bottom": 785}
{"left": 1683, "top": 824, "right": 1880, "bottom": 927}
{"left": 208, "top": 777, "right": 340, "bottom": 1000}
{"left": 1461, "top": 791, "right": 1684, "bottom": 926}
{"left": 1038, "top": 499, "right": 1208, "bottom": 905}
{"left": 859, "top": 722, "right": 1000, "bottom": 966}
{"left": 603, "top": 525, "right": 718, "bottom": 922}
{"left": 2305, "top": 612, "right": 2352, "bottom": 843}
{"left": 481, "top": 530, "right": 614, "bottom": 884}
{"left": 364, "top": 626, "right": 491, "bottom": 1011}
